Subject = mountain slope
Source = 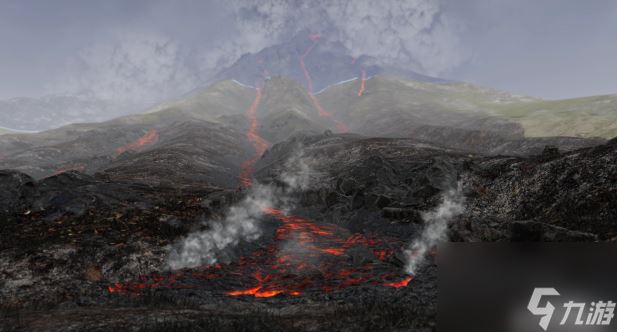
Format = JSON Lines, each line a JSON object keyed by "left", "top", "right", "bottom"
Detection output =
{"left": 147, "top": 80, "right": 256, "bottom": 122}
{"left": 317, "top": 76, "right": 617, "bottom": 139}
{"left": 0, "top": 75, "right": 610, "bottom": 183}
{"left": 0, "top": 82, "right": 259, "bottom": 185}
{"left": 488, "top": 94, "right": 617, "bottom": 138}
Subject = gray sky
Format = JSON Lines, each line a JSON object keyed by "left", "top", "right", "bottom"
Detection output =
{"left": 0, "top": 0, "right": 615, "bottom": 100}
{"left": 443, "top": 0, "right": 617, "bottom": 99}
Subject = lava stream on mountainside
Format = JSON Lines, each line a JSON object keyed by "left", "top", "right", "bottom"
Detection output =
{"left": 107, "top": 71, "right": 412, "bottom": 299}
{"left": 239, "top": 87, "right": 269, "bottom": 188}
{"left": 298, "top": 34, "right": 349, "bottom": 133}
{"left": 116, "top": 129, "right": 159, "bottom": 156}
{"left": 358, "top": 68, "right": 367, "bottom": 97}
{"left": 299, "top": 34, "right": 331, "bottom": 118}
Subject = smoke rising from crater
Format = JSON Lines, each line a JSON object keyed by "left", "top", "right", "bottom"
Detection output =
{"left": 50, "top": 0, "right": 465, "bottom": 104}
{"left": 405, "top": 180, "right": 465, "bottom": 275}
{"left": 3, "top": 1, "right": 617, "bottom": 101}
{"left": 229, "top": 0, "right": 466, "bottom": 76}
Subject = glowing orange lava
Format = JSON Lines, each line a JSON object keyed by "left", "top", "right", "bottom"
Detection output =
{"left": 298, "top": 34, "right": 350, "bottom": 134}
{"left": 107, "top": 52, "right": 413, "bottom": 300}
{"left": 357, "top": 68, "right": 367, "bottom": 97}
{"left": 220, "top": 203, "right": 413, "bottom": 297}
{"left": 239, "top": 87, "right": 269, "bottom": 188}
{"left": 384, "top": 276, "right": 414, "bottom": 288}
{"left": 107, "top": 275, "right": 177, "bottom": 294}
{"left": 226, "top": 286, "right": 261, "bottom": 296}
{"left": 116, "top": 129, "right": 159, "bottom": 156}
{"left": 299, "top": 35, "right": 332, "bottom": 118}
{"left": 318, "top": 248, "right": 346, "bottom": 256}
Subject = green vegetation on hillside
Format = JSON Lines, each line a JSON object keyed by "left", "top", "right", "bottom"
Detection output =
{"left": 146, "top": 80, "right": 256, "bottom": 122}
{"left": 489, "top": 94, "right": 617, "bottom": 138}
{"left": 318, "top": 77, "right": 617, "bottom": 138}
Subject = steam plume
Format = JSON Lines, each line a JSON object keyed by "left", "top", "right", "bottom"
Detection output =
{"left": 167, "top": 148, "right": 314, "bottom": 270}
{"left": 167, "top": 184, "right": 273, "bottom": 270}
{"left": 405, "top": 180, "right": 465, "bottom": 275}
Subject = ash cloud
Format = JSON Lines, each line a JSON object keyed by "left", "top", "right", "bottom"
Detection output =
{"left": 57, "top": 32, "right": 205, "bottom": 104}
{"left": 50, "top": 0, "right": 465, "bottom": 105}
{"left": 228, "top": 0, "right": 466, "bottom": 76}
{"left": 405, "top": 180, "right": 465, "bottom": 275}
{"left": 167, "top": 148, "right": 315, "bottom": 270}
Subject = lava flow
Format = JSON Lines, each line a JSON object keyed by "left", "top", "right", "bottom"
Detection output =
{"left": 221, "top": 205, "right": 412, "bottom": 297}
{"left": 299, "top": 34, "right": 331, "bottom": 118}
{"left": 239, "top": 87, "right": 269, "bottom": 188}
{"left": 221, "top": 90, "right": 411, "bottom": 296}
{"left": 298, "top": 34, "right": 349, "bottom": 133}
{"left": 106, "top": 63, "right": 412, "bottom": 300}
{"left": 116, "top": 129, "right": 159, "bottom": 156}
{"left": 384, "top": 276, "right": 414, "bottom": 288}
{"left": 357, "top": 68, "right": 367, "bottom": 97}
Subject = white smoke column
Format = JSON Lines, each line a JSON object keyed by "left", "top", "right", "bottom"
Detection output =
{"left": 280, "top": 148, "right": 313, "bottom": 192}
{"left": 167, "top": 147, "right": 314, "bottom": 270}
{"left": 405, "top": 180, "right": 465, "bottom": 275}
{"left": 167, "top": 184, "right": 274, "bottom": 270}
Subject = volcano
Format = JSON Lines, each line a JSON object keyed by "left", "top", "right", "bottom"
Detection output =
{"left": 212, "top": 32, "right": 448, "bottom": 94}
{"left": 1, "top": 34, "right": 617, "bottom": 331}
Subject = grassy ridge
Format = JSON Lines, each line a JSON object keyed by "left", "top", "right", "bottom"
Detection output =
{"left": 318, "top": 76, "right": 617, "bottom": 138}
{"left": 490, "top": 94, "right": 617, "bottom": 138}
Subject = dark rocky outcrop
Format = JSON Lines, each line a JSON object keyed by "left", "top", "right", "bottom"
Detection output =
{"left": 0, "top": 131, "right": 614, "bottom": 331}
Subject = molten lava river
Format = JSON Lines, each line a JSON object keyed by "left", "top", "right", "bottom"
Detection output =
{"left": 299, "top": 34, "right": 349, "bottom": 133}
{"left": 108, "top": 72, "right": 412, "bottom": 300}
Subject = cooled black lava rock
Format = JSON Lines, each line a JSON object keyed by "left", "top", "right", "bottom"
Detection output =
{"left": 0, "top": 170, "right": 35, "bottom": 217}
{"left": 509, "top": 220, "right": 598, "bottom": 242}
{"left": 0, "top": 131, "right": 614, "bottom": 332}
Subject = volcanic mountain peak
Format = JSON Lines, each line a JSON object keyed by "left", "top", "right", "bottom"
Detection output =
{"left": 1, "top": 72, "right": 610, "bottom": 184}
{"left": 212, "top": 31, "right": 446, "bottom": 94}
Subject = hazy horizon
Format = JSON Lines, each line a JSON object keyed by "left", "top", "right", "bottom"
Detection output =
{"left": 0, "top": 0, "right": 615, "bottom": 101}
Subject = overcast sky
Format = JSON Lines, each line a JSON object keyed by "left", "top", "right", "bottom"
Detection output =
{"left": 443, "top": 0, "right": 617, "bottom": 99}
{"left": 0, "top": 0, "right": 615, "bottom": 100}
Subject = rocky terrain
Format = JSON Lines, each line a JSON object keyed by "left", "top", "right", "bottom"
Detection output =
{"left": 1, "top": 128, "right": 616, "bottom": 330}
{"left": 1, "top": 69, "right": 616, "bottom": 331}
{"left": 0, "top": 76, "right": 606, "bottom": 182}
